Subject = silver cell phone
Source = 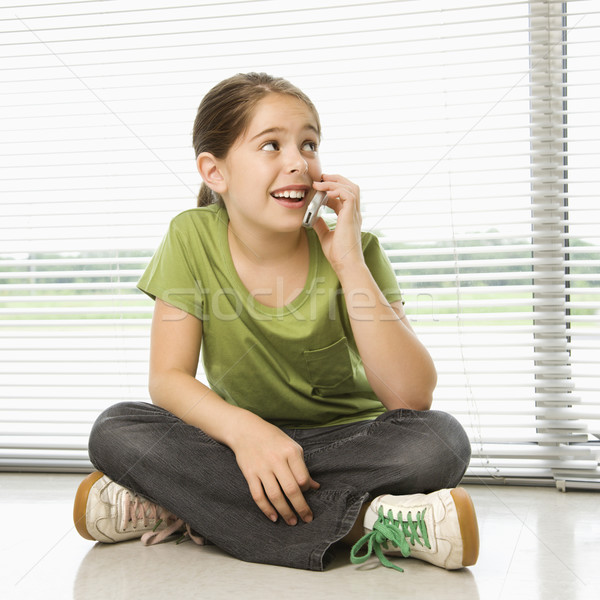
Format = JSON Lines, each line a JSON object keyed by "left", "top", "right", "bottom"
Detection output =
{"left": 302, "top": 190, "right": 328, "bottom": 228}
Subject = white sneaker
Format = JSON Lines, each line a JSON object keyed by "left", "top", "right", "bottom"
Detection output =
{"left": 73, "top": 471, "right": 205, "bottom": 546}
{"left": 351, "top": 488, "right": 479, "bottom": 571}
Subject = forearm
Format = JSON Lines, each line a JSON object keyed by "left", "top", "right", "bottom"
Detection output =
{"left": 149, "top": 368, "right": 261, "bottom": 448}
{"left": 149, "top": 367, "right": 319, "bottom": 526}
{"left": 336, "top": 261, "right": 437, "bottom": 410}
{"left": 147, "top": 300, "right": 318, "bottom": 525}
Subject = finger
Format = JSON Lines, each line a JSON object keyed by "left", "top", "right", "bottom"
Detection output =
{"left": 318, "top": 174, "right": 359, "bottom": 200}
{"left": 320, "top": 173, "right": 348, "bottom": 184}
{"left": 247, "top": 476, "right": 279, "bottom": 523}
{"left": 320, "top": 186, "right": 357, "bottom": 211}
{"left": 261, "top": 474, "right": 299, "bottom": 525}
{"left": 323, "top": 194, "right": 344, "bottom": 213}
{"left": 324, "top": 194, "right": 360, "bottom": 228}
{"left": 306, "top": 476, "right": 321, "bottom": 491}
{"left": 287, "top": 455, "right": 320, "bottom": 493}
{"left": 287, "top": 458, "right": 320, "bottom": 523}
{"left": 312, "top": 216, "right": 330, "bottom": 239}
{"left": 297, "top": 476, "right": 320, "bottom": 497}
{"left": 278, "top": 477, "right": 312, "bottom": 524}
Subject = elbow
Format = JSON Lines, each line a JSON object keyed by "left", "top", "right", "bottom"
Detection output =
{"left": 148, "top": 374, "right": 161, "bottom": 406}
{"left": 392, "top": 389, "right": 434, "bottom": 411}
{"left": 424, "top": 366, "right": 438, "bottom": 408}
{"left": 148, "top": 376, "right": 157, "bottom": 402}
{"left": 148, "top": 369, "right": 171, "bottom": 407}
{"left": 413, "top": 359, "right": 437, "bottom": 410}
{"left": 398, "top": 347, "right": 438, "bottom": 410}
{"left": 416, "top": 366, "right": 437, "bottom": 410}
{"left": 384, "top": 391, "right": 433, "bottom": 412}
{"left": 148, "top": 366, "right": 195, "bottom": 409}
{"left": 381, "top": 368, "right": 437, "bottom": 412}
{"left": 412, "top": 390, "right": 434, "bottom": 411}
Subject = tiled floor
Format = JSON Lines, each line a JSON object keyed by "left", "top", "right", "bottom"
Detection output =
{"left": 1, "top": 473, "right": 598, "bottom": 600}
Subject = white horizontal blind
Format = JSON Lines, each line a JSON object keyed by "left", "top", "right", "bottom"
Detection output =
{"left": 557, "top": 0, "right": 600, "bottom": 487}
{"left": 1, "top": 0, "right": 598, "bottom": 487}
{"left": 363, "top": 0, "right": 600, "bottom": 489}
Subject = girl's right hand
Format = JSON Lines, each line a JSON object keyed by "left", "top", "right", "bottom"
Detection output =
{"left": 229, "top": 414, "right": 320, "bottom": 526}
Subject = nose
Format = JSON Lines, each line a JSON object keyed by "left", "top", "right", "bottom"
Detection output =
{"left": 286, "top": 147, "right": 308, "bottom": 174}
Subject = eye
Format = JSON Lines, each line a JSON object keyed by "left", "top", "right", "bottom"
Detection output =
{"left": 261, "top": 141, "right": 279, "bottom": 151}
{"left": 302, "top": 140, "right": 318, "bottom": 152}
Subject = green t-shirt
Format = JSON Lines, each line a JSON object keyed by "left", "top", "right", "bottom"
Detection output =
{"left": 137, "top": 204, "right": 403, "bottom": 428}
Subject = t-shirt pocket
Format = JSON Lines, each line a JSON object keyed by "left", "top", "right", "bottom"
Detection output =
{"left": 303, "top": 337, "right": 358, "bottom": 396}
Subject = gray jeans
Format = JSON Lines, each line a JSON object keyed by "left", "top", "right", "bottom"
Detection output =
{"left": 88, "top": 402, "right": 471, "bottom": 571}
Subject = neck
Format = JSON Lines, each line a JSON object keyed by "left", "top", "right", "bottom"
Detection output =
{"left": 227, "top": 220, "right": 307, "bottom": 267}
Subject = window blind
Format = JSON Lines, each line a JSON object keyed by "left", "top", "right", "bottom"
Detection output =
{"left": 1, "top": 0, "right": 598, "bottom": 488}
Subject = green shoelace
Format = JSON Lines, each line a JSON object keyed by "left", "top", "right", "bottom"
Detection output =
{"left": 350, "top": 506, "right": 431, "bottom": 572}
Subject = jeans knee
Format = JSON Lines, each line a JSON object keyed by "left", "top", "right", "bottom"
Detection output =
{"left": 369, "top": 409, "right": 471, "bottom": 493}
{"left": 87, "top": 401, "right": 143, "bottom": 470}
{"left": 427, "top": 411, "right": 471, "bottom": 487}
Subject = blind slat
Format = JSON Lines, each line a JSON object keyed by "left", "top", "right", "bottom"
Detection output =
{"left": 1, "top": 0, "right": 598, "bottom": 489}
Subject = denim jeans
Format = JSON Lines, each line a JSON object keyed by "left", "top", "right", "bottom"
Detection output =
{"left": 88, "top": 402, "right": 471, "bottom": 571}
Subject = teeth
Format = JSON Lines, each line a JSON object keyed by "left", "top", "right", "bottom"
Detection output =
{"left": 273, "top": 189, "right": 306, "bottom": 199}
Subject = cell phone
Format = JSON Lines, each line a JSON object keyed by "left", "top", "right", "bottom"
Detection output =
{"left": 302, "top": 190, "right": 328, "bottom": 228}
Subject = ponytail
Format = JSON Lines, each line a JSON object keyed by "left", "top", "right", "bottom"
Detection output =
{"left": 197, "top": 182, "right": 223, "bottom": 208}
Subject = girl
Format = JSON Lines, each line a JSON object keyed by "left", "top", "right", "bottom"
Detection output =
{"left": 73, "top": 73, "right": 479, "bottom": 572}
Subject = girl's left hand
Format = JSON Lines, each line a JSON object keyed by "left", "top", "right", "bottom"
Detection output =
{"left": 311, "top": 174, "right": 365, "bottom": 272}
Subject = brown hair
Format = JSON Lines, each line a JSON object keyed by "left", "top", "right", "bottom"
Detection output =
{"left": 192, "top": 72, "right": 321, "bottom": 207}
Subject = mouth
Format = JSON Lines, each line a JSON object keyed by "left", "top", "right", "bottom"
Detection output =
{"left": 270, "top": 188, "right": 308, "bottom": 202}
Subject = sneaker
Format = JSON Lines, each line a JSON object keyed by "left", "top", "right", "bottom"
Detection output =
{"left": 73, "top": 471, "right": 205, "bottom": 546}
{"left": 350, "top": 487, "right": 479, "bottom": 572}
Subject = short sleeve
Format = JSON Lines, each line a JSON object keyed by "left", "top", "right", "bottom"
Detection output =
{"left": 137, "top": 216, "right": 204, "bottom": 319}
{"left": 361, "top": 232, "right": 403, "bottom": 306}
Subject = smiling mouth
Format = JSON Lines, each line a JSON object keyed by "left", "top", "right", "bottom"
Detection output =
{"left": 271, "top": 189, "right": 307, "bottom": 200}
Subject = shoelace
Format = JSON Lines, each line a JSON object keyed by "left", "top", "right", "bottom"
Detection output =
{"left": 120, "top": 492, "right": 205, "bottom": 547}
{"left": 141, "top": 518, "right": 206, "bottom": 546}
{"left": 350, "top": 506, "right": 431, "bottom": 572}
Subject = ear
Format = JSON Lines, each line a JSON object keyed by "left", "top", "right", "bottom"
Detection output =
{"left": 196, "top": 152, "right": 227, "bottom": 195}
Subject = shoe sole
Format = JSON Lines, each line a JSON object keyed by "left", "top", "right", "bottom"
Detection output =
{"left": 73, "top": 470, "right": 105, "bottom": 540}
{"left": 450, "top": 487, "right": 479, "bottom": 567}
